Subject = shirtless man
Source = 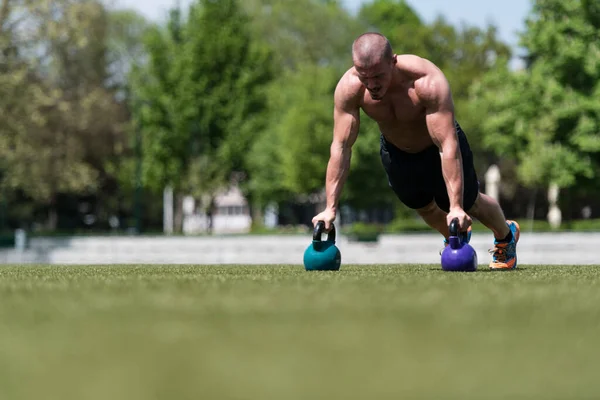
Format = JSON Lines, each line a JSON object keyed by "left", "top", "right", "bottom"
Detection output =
{"left": 311, "top": 32, "right": 520, "bottom": 269}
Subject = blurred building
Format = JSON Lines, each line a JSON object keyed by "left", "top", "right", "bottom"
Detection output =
{"left": 182, "top": 185, "right": 252, "bottom": 234}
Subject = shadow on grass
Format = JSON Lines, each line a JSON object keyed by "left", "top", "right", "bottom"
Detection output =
{"left": 428, "top": 267, "right": 529, "bottom": 273}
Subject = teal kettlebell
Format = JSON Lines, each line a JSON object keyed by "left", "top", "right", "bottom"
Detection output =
{"left": 303, "top": 221, "right": 341, "bottom": 271}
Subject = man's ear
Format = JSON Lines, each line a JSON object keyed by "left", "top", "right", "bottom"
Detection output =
{"left": 392, "top": 54, "right": 397, "bottom": 65}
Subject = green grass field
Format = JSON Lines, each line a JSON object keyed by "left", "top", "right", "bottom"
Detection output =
{"left": 1, "top": 264, "right": 599, "bottom": 400}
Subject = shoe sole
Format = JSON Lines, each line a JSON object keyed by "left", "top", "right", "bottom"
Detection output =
{"left": 489, "top": 220, "right": 520, "bottom": 270}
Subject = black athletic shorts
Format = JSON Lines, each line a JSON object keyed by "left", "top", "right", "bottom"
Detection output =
{"left": 379, "top": 121, "right": 479, "bottom": 213}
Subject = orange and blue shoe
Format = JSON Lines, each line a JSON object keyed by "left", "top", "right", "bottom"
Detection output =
{"left": 489, "top": 220, "right": 520, "bottom": 270}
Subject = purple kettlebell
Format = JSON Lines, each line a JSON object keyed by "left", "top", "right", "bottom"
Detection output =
{"left": 441, "top": 218, "right": 478, "bottom": 272}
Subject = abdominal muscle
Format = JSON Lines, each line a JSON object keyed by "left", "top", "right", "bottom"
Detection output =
{"left": 376, "top": 118, "right": 435, "bottom": 154}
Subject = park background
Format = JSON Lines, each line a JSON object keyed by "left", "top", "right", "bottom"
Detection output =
{"left": 3, "top": 3, "right": 600, "bottom": 397}
{"left": 1, "top": 0, "right": 600, "bottom": 245}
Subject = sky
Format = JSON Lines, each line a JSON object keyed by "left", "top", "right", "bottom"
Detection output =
{"left": 110, "top": 0, "right": 533, "bottom": 60}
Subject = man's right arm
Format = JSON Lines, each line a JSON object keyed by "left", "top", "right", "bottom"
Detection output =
{"left": 324, "top": 81, "right": 360, "bottom": 216}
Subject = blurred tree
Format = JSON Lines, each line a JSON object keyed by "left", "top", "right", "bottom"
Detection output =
{"left": 244, "top": 0, "right": 367, "bottom": 220}
{"left": 341, "top": 114, "right": 398, "bottom": 212}
{"left": 105, "top": 9, "right": 152, "bottom": 93}
{"left": 0, "top": 0, "right": 148, "bottom": 230}
{"left": 470, "top": 0, "right": 600, "bottom": 215}
{"left": 244, "top": 0, "right": 363, "bottom": 70}
{"left": 0, "top": 1, "right": 101, "bottom": 228}
{"left": 358, "top": 0, "right": 427, "bottom": 55}
{"left": 179, "top": 0, "right": 273, "bottom": 226}
{"left": 131, "top": 0, "right": 274, "bottom": 233}
{"left": 127, "top": 6, "right": 189, "bottom": 231}
{"left": 102, "top": 8, "right": 153, "bottom": 229}
{"left": 260, "top": 64, "right": 339, "bottom": 197}
{"left": 128, "top": 7, "right": 183, "bottom": 194}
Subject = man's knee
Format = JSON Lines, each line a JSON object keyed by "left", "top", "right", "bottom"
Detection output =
{"left": 466, "top": 192, "right": 482, "bottom": 213}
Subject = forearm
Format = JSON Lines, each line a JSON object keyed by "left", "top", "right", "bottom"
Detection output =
{"left": 325, "top": 145, "right": 352, "bottom": 212}
{"left": 440, "top": 148, "right": 464, "bottom": 210}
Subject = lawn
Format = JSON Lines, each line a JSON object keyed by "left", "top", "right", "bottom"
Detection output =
{"left": 0, "top": 264, "right": 599, "bottom": 400}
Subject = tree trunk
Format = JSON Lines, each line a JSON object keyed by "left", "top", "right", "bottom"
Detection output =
{"left": 527, "top": 188, "right": 538, "bottom": 232}
{"left": 251, "top": 203, "right": 264, "bottom": 231}
{"left": 206, "top": 196, "right": 215, "bottom": 235}
{"left": 174, "top": 192, "right": 184, "bottom": 233}
{"left": 47, "top": 196, "right": 58, "bottom": 231}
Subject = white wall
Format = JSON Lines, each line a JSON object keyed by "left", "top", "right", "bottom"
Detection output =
{"left": 183, "top": 214, "right": 252, "bottom": 234}
{"left": 1, "top": 232, "right": 599, "bottom": 265}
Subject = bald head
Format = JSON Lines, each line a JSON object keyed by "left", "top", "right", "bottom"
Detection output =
{"left": 352, "top": 32, "right": 393, "bottom": 68}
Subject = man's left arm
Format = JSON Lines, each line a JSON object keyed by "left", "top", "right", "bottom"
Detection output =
{"left": 417, "top": 73, "right": 470, "bottom": 228}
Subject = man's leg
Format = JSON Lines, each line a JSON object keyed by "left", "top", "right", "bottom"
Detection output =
{"left": 416, "top": 200, "right": 472, "bottom": 245}
{"left": 416, "top": 200, "right": 450, "bottom": 238}
{"left": 467, "top": 192, "right": 509, "bottom": 240}
{"left": 467, "top": 192, "right": 520, "bottom": 269}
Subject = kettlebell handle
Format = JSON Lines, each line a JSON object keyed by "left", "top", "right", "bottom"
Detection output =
{"left": 313, "top": 220, "right": 336, "bottom": 242}
{"left": 449, "top": 217, "right": 459, "bottom": 237}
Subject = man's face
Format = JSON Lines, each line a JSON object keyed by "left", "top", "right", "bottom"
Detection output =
{"left": 354, "top": 57, "right": 395, "bottom": 100}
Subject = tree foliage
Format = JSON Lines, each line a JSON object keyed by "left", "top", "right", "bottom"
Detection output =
{"left": 130, "top": 0, "right": 274, "bottom": 231}
{"left": 244, "top": 0, "right": 362, "bottom": 70}
{"left": 0, "top": 0, "right": 132, "bottom": 230}
{"left": 4, "top": 0, "right": 598, "bottom": 232}
{"left": 471, "top": 0, "right": 600, "bottom": 190}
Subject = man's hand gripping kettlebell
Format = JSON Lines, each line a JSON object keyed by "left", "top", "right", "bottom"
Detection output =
{"left": 312, "top": 208, "right": 336, "bottom": 231}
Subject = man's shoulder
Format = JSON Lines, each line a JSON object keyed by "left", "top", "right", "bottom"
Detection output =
{"left": 395, "top": 54, "right": 448, "bottom": 102}
{"left": 334, "top": 67, "right": 363, "bottom": 108}
{"left": 394, "top": 54, "right": 441, "bottom": 78}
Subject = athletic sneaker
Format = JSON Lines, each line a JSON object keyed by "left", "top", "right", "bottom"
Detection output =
{"left": 439, "top": 225, "right": 472, "bottom": 255}
{"left": 489, "top": 220, "right": 520, "bottom": 270}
